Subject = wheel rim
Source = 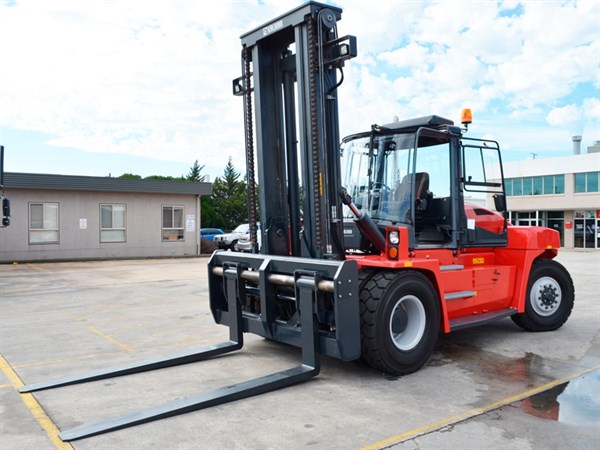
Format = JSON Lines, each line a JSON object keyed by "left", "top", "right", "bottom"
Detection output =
{"left": 389, "top": 295, "right": 426, "bottom": 351}
{"left": 530, "top": 276, "right": 562, "bottom": 316}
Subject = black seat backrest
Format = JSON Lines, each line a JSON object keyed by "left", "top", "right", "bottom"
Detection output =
{"left": 414, "top": 172, "right": 430, "bottom": 212}
{"left": 414, "top": 172, "right": 429, "bottom": 202}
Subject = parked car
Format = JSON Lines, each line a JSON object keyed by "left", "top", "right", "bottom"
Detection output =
{"left": 213, "top": 223, "right": 254, "bottom": 251}
{"left": 200, "top": 228, "right": 225, "bottom": 241}
{"left": 235, "top": 224, "right": 262, "bottom": 252}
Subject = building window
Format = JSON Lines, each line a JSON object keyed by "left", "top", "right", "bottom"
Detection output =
{"left": 522, "top": 177, "right": 532, "bottom": 196}
{"left": 29, "top": 202, "right": 59, "bottom": 244}
{"left": 533, "top": 177, "right": 543, "bottom": 195}
{"left": 504, "top": 178, "right": 512, "bottom": 197}
{"left": 574, "top": 210, "right": 598, "bottom": 249}
{"left": 554, "top": 175, "right": 565, "bottom": 194}
{"left": 162, "top": 206, "right": 184, "bottom": 241}
{"left": 543, "top": 175, "right": 553, "bottom": 194}
{"left": 510, "top": 211, "right": 544, "bottom": 227}
{"left": 506, "top": 174, "right": 564, "bottom": 196}
{"left": 100, "top": 204, "right": 126, "bottom": 242}
{"left": 575, "top": 172, "right": 599, "bottom": 193}
{"left": 512, "top": 178, "right": 522, "bottom": 196}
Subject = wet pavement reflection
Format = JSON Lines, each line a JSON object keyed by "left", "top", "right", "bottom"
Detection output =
{"left": 431, "top": 333, "right": 599, "bottom": 430}
{"left": 431, "top": 339, "right": 554, "bottom": 388}
{"left": 519, "top": 369, "right": 600, "bottom": 426}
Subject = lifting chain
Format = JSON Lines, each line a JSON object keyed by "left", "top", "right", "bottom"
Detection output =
{"left": 242, "top": 45, "right": 258, "bottom": 246}
{"left": 307, "top": 15, "right": 322, "bottom": 252}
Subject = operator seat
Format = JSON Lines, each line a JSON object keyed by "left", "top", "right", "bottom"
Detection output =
{"left": 414, "top": 172, "right": 430, "bottom": 211}
{"left": 394, "top": 172, "right": 431, "bottom": 224}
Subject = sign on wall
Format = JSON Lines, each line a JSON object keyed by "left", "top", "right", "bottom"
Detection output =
{"left": 186, "top": 215, "right": 195, "bottom": 232}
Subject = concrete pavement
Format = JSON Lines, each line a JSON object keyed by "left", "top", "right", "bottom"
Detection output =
{"left": 1, "top": 251, "right": 598, "bottom": 449}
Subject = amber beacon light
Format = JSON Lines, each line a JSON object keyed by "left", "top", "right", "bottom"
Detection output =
{"left": 461, "top": 108, "right": 472, "bottom": 125}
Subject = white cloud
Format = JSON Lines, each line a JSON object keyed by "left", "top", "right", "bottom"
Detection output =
{"left": 547, "top": 104, "right": 582, "bottom": 127}
{"left": 379, "top": 43, "right": 431, "bottom": 71}
{"left": 0, "top": 0, "right": 598, "bottom": 177}
{"left": 583, "top": 97, "right": 600, "bottom": 123}
{"left": 0, "top": 0, "right": 302, "bottom": 170}
{"left": 340, "top": 0, "right": 598, "bottom": 150}
{"left": 546, "top": 97, "right": 600, "bottom": 141}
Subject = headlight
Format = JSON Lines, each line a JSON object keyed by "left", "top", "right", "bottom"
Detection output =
{"left": 389, "top": 230, "right": 399, "bottom": 245}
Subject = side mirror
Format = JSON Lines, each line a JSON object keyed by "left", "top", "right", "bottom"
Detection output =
{"left": 493, "top": 194, "right": 506, "bottom": 213}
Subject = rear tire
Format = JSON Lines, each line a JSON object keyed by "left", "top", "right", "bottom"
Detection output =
{"left": 360, "top": 271, "right": 440, "bottom": 375}
{"left": 511, "top": 259, "right": 574, "bottom": 332}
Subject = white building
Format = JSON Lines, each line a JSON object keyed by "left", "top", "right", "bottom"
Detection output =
{"left": 503, "top": 139, "right": 599, "bottom": 249}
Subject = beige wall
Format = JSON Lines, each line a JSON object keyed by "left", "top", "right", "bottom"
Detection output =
{"left": 0, "top": 189, "right": 201, "bottom": 262}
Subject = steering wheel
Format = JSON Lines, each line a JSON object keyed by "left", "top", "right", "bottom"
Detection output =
{"left": 371, "top": 182, "right": 391, "bottom": 194}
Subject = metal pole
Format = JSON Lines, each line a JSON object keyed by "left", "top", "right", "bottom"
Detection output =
{"left": 0, "top": 145, "right": 4, "bottom": 190}
{"left": 197, "top": 195, "right": 201, "bottom": 256}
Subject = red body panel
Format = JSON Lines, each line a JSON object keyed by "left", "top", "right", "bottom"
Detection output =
{"left": 347, "top": 224, "right": 561, "bottom": 334}
{"left": 464, "top": 202, "right": 505, "bottom": 234}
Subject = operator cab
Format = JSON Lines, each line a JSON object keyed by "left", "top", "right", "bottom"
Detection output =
{"left": 340, "top": 114, "right": 508, "bottom": 252}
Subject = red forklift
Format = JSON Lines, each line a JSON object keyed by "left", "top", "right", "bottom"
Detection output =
{"left": 20, "top": 2, "right": 573, "bottom": 440}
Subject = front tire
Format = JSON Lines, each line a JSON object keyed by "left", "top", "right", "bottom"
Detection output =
{"left": 511, "top": 259, "right": 574, "bottom": 332}
{"left": 360, "top": 271, "right": 440, "bottom": 375}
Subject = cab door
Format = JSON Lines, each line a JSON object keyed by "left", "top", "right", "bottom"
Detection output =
{"left": 460, "top": 138, "right": 508, "bottom": 247}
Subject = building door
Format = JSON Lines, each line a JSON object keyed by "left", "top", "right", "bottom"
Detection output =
{"left": 574, "top": 210, "right": 598, "bottom": 249}
{"left": 546, "top": 211, "right": 564, "bottom": 247}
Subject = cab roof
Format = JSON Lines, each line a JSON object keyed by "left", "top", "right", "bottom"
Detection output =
{"left": 378, "top": 115, "right": 454, "bottom": 133}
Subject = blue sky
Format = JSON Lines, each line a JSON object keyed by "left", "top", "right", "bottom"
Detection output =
{"left": 1, "top": 0, "right": 598, "bottom": 182}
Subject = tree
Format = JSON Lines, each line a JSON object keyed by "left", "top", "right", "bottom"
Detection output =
{"left": 119, "top": 161, "right": 204, "bottom": 183}
{"left": 187, "top": 160, "right": 205, "bottom": 182}
{"left": 211, "top": 157, "right": 248, "bottom": 230}
{"left": 200, "top": 196, "right": 218, "bottom": 228}
{"left": 144, "top": 175, "right": 185, "bottom": 181}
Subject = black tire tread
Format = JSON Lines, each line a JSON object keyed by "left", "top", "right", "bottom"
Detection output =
{"left": 511, "top": 258, "right": 574, "bottom": 332}
{"left": 360, "top": 270, "right": 438, "bottom": 375}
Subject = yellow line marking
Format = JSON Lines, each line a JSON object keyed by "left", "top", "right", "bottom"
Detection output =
{"left": 87, "top": 326, "right": 134, "bottom": 352}
{"left": 11, "top": 351, "right": 124, "bottom": 369}
{"left": 67, "top": 304, "right": 122, "bottom": 321}
{"left": 64, "top": 311, "right": 134, "bottom": 352}
{"left": 0, "top": 354, "right": 74, "bottom": 450}
{"left": 361, "top": 364, "right": 600, "bottom": 450}
{"left": 26, "top": 263, "right": 52, "bottom": 273}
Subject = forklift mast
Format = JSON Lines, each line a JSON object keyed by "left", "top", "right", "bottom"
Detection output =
{"left": 233, "top": 1, "right": 356, "bottom": 260}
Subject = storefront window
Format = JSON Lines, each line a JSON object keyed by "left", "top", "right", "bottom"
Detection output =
{"left": 574, "top": 210, "right": 598, "bottom": 249}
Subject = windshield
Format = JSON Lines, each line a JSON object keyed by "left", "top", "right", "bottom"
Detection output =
{"left": 233, "top": 224, "right": 249, "bottom": 233}
{"left": 341, "top": 133, "right": 414, "bottom": 224}
{"left": 341, "top": 130, "right": 453, "bottom": 226}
